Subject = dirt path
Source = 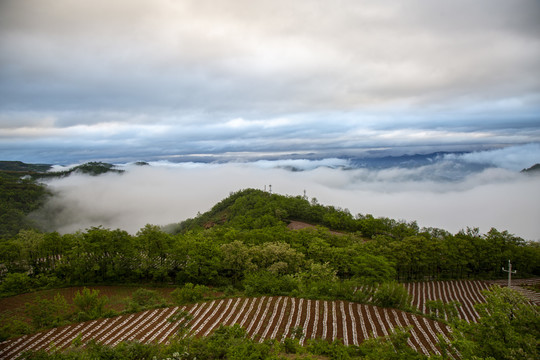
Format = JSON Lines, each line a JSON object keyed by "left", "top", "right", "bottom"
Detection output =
{"left": 287, "top": 221, "right": 346, "bottom": 236}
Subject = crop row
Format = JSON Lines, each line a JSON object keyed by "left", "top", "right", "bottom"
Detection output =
{"left": 405, "top": 280, "right": 491, "bottom": 322}
{"left": 0, "top": 297, "right": 453, "bottom": 359}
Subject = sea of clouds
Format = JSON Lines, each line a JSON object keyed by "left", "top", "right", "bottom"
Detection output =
{"left": 34, "top": 144, "right": 540, "bottom": 240}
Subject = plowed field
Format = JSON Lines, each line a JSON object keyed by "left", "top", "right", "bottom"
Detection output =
{"left": 405, "top": 280, "right": 491, "bottom": 322}
{"left": 0, "top": 297, "right": 453, "bottom": 359}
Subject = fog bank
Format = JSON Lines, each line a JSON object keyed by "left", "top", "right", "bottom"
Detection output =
{"left": 34, "top": 161, "right": 540, "bottom": 240}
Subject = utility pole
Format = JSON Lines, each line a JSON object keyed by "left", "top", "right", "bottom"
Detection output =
{"left": 502, "top": 260, "right": 516, "bottom": 287}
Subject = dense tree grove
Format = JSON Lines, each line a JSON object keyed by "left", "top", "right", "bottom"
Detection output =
{"left": 0, "top": 172, "right": 50, "bottom": 239}
{"left": 1, "top": 189, "right": 538, "bottom": 299}
{"left": 452, "top": 287, "right": 539, "bottom": 359}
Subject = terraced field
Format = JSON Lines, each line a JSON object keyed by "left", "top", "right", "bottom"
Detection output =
{"left": 4, "top": 279, "right": 537, "bottom": 359}
{"left": 406, "top": 280, "right": 491, "bottom": 322}
{"left": 487, "top": 278, "right": 540, "bottom": 305}
{"left": 0, "top": 297, "right": 454, "bottom": 359}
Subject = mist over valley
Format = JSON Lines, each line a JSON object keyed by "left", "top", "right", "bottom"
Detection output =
{"left": 28, "top": 144, "right": 540, "bottom": 241}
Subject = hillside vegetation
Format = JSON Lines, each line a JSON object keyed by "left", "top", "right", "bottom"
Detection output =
{"left": 0, "top": 161, "right": 124, "bottom": 239}
{"left": 0, "top": 161, "right": 52, "bottom": 173}
{"left": 30, "top": 161, "right": 125, "bottom": 179}
{"left": 0, "top": 171, "right": 50, "bottom": 239}
{"left": 0, "top": 174, "right": 539, "bottom": 359}
{"left": 1, "top": 188, "right": 539, "bottom": 297}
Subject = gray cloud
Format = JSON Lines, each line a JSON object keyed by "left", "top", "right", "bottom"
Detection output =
{"left": 1, "top": 0, "right": 540, "bottom": 162}
{"left": 446, "top": 143, "right": 540, "bottom": 171}
{"left": 2, "top": 108, "right": 539, "bottom": 164}
{"left": 2, "top": 0, "right": 539, "bottom": 113}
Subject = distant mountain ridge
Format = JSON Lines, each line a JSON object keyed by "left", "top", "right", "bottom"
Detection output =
{"left": 42, "top": 162, "right": 125, "bottom": 177}
{"left": 0, "top": 161, "right": 124, "bottom": 178}
{"left": 0, "top": 161, "right": 52, "bottom": 172}
{"left": 349, "top": 151, "right": 465, "bottom": 169}
{"left": 2, "top": 154, "right": 537, "bottom": 177}
{"left": 521, "top": 163, "right": 540, "bottom": 174}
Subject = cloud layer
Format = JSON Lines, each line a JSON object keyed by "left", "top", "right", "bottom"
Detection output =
{"left": 445, "top": 143, "right": 540, "bottom": 171}
{"left": 1, "top": 0, "right": 540, "bottom": 162}
{"left": 34, "top": 147, "right": 540, "bottom": 241}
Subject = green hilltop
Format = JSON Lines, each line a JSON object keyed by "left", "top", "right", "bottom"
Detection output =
{"left": 32, "top": 161, "right": 125, "bottom": 178}
{"left": 172, "top": 188, "right": 364, "bottom": 235}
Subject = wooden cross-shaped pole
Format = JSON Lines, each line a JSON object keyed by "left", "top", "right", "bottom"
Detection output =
{"left": 502, "top": 260, "right": 517, "bottom": 287}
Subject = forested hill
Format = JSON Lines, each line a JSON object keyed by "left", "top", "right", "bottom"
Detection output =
{"left": 0, "top": 168, "right": 50, "bottom": 239}
{"left": 175, "top": 186, "right": 441, "bottom": 240}
{"left": 32, "top": 161, "right": 125, "bottom": 178}
{"left": 0, "top": 184, "right": 539, "bottom": 304}
{"left": 171, "top": 187, "right": 466, "bottom": 239}
{"left": 0, "top": 161, "right": 52, "bottom": 173}
{"left": 173, "top": 188, "right": 364, "bottom": 235}
{"left": 0, "top": 160, "right": 123, "bottom": 179}
{"left": 169, "top": 188, "right": 540, "bottom": 280}
{"left": 1, "top": 174, "right": 540, "bottom": 295}
{"left": 0, "top": 161, "right": 124, "bottom": 239}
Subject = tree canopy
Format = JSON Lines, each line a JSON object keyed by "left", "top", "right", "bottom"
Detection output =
{"left": 1, "top": 188, "right": 538, "bottom": 299}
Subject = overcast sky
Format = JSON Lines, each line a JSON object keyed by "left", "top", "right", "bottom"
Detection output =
{"left": 1, "top": 0, "right": 539, "bottom": 163}
{"left": 2, "top": 1, "right": 539, "bottom": 239}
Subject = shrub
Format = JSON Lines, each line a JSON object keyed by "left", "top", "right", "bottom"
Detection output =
{"left": 127, "top": 288, "right": 167, "bottom": 312}
{"left": 0, "top": 315, "right": 32, "bottom": 341}
{"left": 371, "top": 282, "right": 412, "bottom": 310}
{"left": 307, "top": 338, "right": 355, "bottom": 359}
{"left": 283, "top": 337, "right": 299, "bottom": 354}
{"left": 171, "top": 283, "right": 208, "bottom": 305}
{"left": 358, "top": 327, "right": 424, "bottom": 359}
{"left": 73, "top": 287, "right": 109, "bottom": 321}
{"left": 33, "top": 274, "right": 62, "bottom": 290}
{"left": 223, "top": 285, "right": 237, "bottom": 296}
{"left": 452, "top": 286, "right": 539, "bottom": 360}
{"left": 0, "top": 272, "right": 33, "bottom": 296}
{"left": 25, "top": 293, "right": 69, "bottom": 330}
{"left": 243, "top": 271, "right": 298, "bottom": 296}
